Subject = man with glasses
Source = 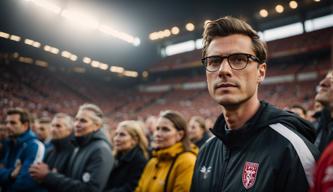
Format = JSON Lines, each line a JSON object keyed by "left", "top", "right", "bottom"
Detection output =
{"left": 190, "top": 16, "right": 318, "bottom": 191}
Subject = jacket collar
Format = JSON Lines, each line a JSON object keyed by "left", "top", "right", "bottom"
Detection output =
{"left": 117, "top": 145, "right": 141, "bottom": 163}
{"left": 52, "top": 134, "right": 74, "bottom": 150}
{"left": 153, "top": 142, "right": 185, "bottom": 160}
{"left": 211, "top": 101, "right": 268, "bottom": 148}
{"left": 16, "top": 129, "right": 35, "bottom": 145}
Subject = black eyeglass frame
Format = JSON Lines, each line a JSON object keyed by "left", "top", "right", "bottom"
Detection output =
{"left": 201, "top": 53, "right": 262, "bottom": 72}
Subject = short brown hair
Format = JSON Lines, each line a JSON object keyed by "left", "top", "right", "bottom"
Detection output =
{"left": 160, "top": 110, "right": 192, "bottom": 152}
{"left": 6, "top": 108, "right": 30, "bottom": 127}
{"left": 202, "top": 16, "right": 267, "bottom": 63}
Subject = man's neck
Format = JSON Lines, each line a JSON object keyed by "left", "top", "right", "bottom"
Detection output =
{"left": 222, "top": 97, "right": 261, "bottom": 130}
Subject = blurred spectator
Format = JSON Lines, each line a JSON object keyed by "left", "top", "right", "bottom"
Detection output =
{"left": 0, "top": 108, "right": 45, "bottom": 191}
{"left": 29, "top": 103, "right": 113, "bottom": 192}
{"left": 135, "top": 110, "right": 198, "bottom": 192}
{"left": 311, "top": 140, "right": 333, "bottom": 192}
{"left": 106, "top": 120, "right": 149, "bottom": 192}
{"left": 314, "top": 70, "right": 333, "bottom": 153}
{"left": 36, "top": 117, "right": 52, "bottom": 150}
{"left": 289, "top": 104, "right": 307, "bottom": 120}
{"left": 144, "top": 116, "right": 157, "bottom": 147}
{"left": 30, "top": 113, "right": 75, "bottom": 191}
{"left": 0, "top": 121, "right": 8, "bottom": 161}
{"left": 188, "top": 116, "right": 211, "bottom": 148}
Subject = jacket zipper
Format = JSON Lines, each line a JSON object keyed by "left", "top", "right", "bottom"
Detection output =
{"left": 218, "top": 147, "right": 230, "bottom": 192}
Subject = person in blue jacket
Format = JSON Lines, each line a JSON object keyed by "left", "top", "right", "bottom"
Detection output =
{"left": 0, "top": 108, "right": 45, "bottom": 192}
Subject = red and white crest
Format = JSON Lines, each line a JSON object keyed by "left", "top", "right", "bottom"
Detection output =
{"left": 242, "top": 161, "right": 259, "bottom": 189}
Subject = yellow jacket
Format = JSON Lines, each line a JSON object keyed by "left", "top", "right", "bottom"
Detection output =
{"left": 135, "top": 142, "right": 198, "bottom": 192}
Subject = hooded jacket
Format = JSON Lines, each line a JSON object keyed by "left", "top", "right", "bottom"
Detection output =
{"left": 41, "top": 129, "right": 114, "bottom": 192}
{"left": 0, "top": 129, "right": 45, "bottom": 192}
{"left": 135, "top": 142, "right": 198, "bottom": 192}
{"left": 191, "top": 101, "right": 319, "bottom": 192}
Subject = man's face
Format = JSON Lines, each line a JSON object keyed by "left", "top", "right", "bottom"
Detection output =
{"left": 36, "top": 122, "right": 50, "bottom": 142}
{"left": 205, "top": 34, "right": 266, "bottom": 107}
{"left": 51, "top": 118, "right": 72, "bottom": 140}
{"left": 315, "top": 71, "right": 333, "bottom": 107}
{"left": 74, "top": 110, "right": 99, "bottom": 137}
{"left": 5, "top": 114, "right": 28, "bottom": 137}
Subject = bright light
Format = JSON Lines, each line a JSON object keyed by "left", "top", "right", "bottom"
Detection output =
{"left": 110, "top": 66, "right": 124, "bottom": 73}
{"left": 195, "top": 38, "right": 203, "bottom": 49}
{"left": 314, "top": 0, "right": 320, "bottom": 2}
{"left": 164, "top": 29, "right": 171, "bottom": 37}
{"left": 18, "top": 56, "right": 33, "bottom": 64}
{"left": 171, "top": 27, "right": 180, "bottom": 35}
{"left": 24, "top": 39, "right": 34, "bottom": 45}
{"left": 61, "top": 51, "right": 71, "bottom": 58}
{"left": 99, "top": 63, "right": 109, "bottom": 70}
{"left": 83, "top": 57, "right": 91, "bottom": 64}
{"left": 61, "top": 9, "right": 99, "bottom": 29}
{"left": 289, "top": 1, "right": 298, "bottom": 9}
{"left": 275, "top": 5, "right": 284, "bottom": 13}
{"left": 70, "top": 55, "right": 77, "bottom": 61}
{"left": 29, "top": 0, "right": 61, "bottom": 14}
{"left": 185, "top": 23, "right": 195, "bottom": 31}
{"left": 165, "top": 40, "right": 195, "bottom": 56}
{"left": 142, "top": 71, "right": 149, "bottom": 78}
{"left": 44, "top": 45, "right": 51, "bottom": 51}
{"left": 32, "top": 41, "right": 41, "bottom": 48}
{"left": 263, "top": 22, "right": 303, "bottom": 41}
{"left": 0, "top": 32, "right": 10, "bottom": 39}
{"left": 149, "top": 32, "right": 159, "bottom": 40}
{"left": 98, "top": 25, "right": 140, "bottom": 46}
{"left": 10, "top": 35, "right": 21, "bottom": 42}
{"left": 133, "top": 38, "right": 141, "bottom": 46}
{"left": 123, "top": 70, "right": 138, "bottom": 78}
{"left": 91, "top": 60, "right": 100, "bottom": 68}
{"left": 50, "top": 47, "right": 59, "bottom": 54}
{"left": 305, "top": 14, "right": 333, "bottom": 32}
{"left": 35, "top": 60, "right": 48, "bottom": 67}
{"left": 259, "top": 9, "right": 269, "bottom": 18}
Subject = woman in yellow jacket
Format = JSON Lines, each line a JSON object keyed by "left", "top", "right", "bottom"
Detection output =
{"left": 135, "top": 110, "right": 198, "bottom": 192}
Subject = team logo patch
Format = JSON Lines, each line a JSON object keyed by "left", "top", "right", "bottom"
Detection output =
{"left": 242, "top": 161, "right": 259, "bottom": 189}
{"left": 200, "top": 166, "right": 212, "bottom": 179}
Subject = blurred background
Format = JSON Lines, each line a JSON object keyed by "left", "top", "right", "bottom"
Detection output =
{"left": 0, "top": 0, "right": 332, "bottom": 128}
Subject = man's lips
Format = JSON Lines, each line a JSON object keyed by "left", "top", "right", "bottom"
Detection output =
{"left": 214, "top": 82, "right": 238, "bottom": 89}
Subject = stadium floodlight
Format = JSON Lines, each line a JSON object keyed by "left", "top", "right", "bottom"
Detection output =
{"left": 50, "top": 47, "right": 59, "bottom": 54}
{"left": 314, "top": 0, "right": 320, "bottom": 2}
{"left": 289, "top": 1, "right": 298, "bottom": 9}
{"left": 123, "top": 70, "right": 138, "bottom": 78}
{"left": 35, "top": 60, "right": 48, "bottom": 67}
{"left": 259, "top": 9, "right": 269, "bottom": 18}
{"left": 18, "top": 56, "right": 33, "bottom": 64}
{"left": 133, "top": 38, "right": 141, "bottom": 47}
{"left": 91, "top": 60, "right": 100, "bottom": 68}
{"left": 110, "top": 66, "right": 124, "bottom": 73}
{"left": 142, "top": 71, "right": 149, "bottom": 78}
{"left": 44, "top": 45, "right": 51, "bottom": 51}
{"left": 24, "top": 39, "right": 34, "bottom": 45}
{"left": 0, "top": 32, "right": 10, "bottom": 39}
{"left": 171, "top": 27, "right": 180, "bottom": 35}
{"left": 32, "top": 41, "right": 41, "bottom": 48}
{"left": 99, "top": 63, "right": 109, "bottom": 70}
{"left": 61, "top": 9, "right": 99, "bottom": 30}
{"left": 185, "top": 23, "right": 195, "bottom": 31}
{"left": 275, "top": 4, "right": 284, "bottom": 13}
{"left": 10, "top": 35, "right": 21, "bottom": 42}
{"left": 70, "top": 54, "right": 77, "bottom": 61}
{"left": 163, "top": 29, "right": 171, "bottom": 37}
{"left": 149, "top": 32, "right": 159, "bottom": 40}
{"left": 61, "top": 51, "right": 71, "bottom": 58}
{"left": 98, "top": 25, "right": 140, "bottom": 46}
{"left": 164, "top": 40, "right": 195, "bottom": 56}
{"left": 83, "top": 57, "right": 92, "bottom": 64}
{"left": 28, "top": 0, "right": 62, "bottom": 14}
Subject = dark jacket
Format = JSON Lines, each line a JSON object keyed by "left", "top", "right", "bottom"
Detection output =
{"left": 105, "top": 146, "right": 147, "bottom": 192}
{"left": 42, "top": 129, "right": 114, "bottom": 192}
{"left": 314, "top": 107, "right": 333, "bottom": 153}
{"left": 191, "top": 101, "right": 319, "bottom": 192}
{"left": 194, "top": 132, "right": 211, "bottom": 149}
{"left": 44, "top": 134, "right": 75, "bottom": 174}
{"left": 0, "top": 129, "right": 46, "bottom": 192}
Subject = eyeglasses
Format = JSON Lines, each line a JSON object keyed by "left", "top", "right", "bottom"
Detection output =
{"left": 201, "top": 53, "right": 261, "bottom": 72}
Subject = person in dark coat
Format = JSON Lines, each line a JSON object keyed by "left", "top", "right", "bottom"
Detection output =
{"left": 29, "top": 103, "right": 114, "bottom": 192}
{"left": 30, "top": 113, "right": 75, "bottom": 191}
{"left": 105, "top": 120, "right": 149, "bottom": 192}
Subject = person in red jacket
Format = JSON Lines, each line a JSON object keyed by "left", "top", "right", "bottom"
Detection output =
{"left": 311, "top": 140, "right": 333, "bottom": 192}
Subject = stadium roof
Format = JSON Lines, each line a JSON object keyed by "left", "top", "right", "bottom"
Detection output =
{"left": 0, "top": 0, "right": 331, "bottom": 72}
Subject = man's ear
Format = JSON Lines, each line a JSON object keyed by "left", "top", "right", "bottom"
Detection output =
{"left": 258, "top": 63, "right": 266, "bottom": 83}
